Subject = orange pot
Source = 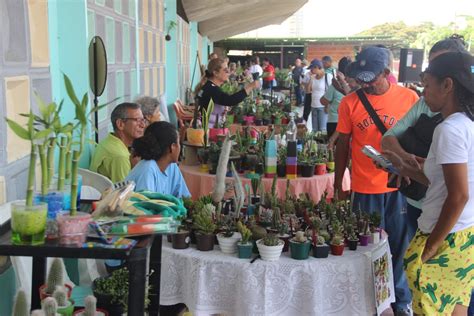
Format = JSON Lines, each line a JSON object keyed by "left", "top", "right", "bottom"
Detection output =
{"left": 186, "top": 128, "right": 205, "bottom": 146}
{"left": 39, "top": 283, "right": 73, "bottom": 300}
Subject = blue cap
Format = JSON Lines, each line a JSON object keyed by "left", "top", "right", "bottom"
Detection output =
{"left": 307, "top": 59, "right": 323, "bottom": 70}
{"left": 352, "top": 47, "right": 389, "bottom": 83}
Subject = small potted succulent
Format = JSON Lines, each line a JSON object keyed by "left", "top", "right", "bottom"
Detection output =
{"left": 347, "top": 229, "right": 359, "bottom": 251}
{"left": 193, "top": 206, "right": 217, "bottom": 251}
{"left": 73, "top": 295, "right": 109, "bottom": 315}
{"left": 330, "top": 234, "right": 345, "bottom": 256}
{"left": 39, "top": 258, "right": 73, "bottom": 301}
{"left": 298, "top": 151, "right": 315, "bottom": 178}
{"left": 289, "top": 231, "right": 311, "bottom": 260}
{"left": 171, "top": 220, "right": 190, "bottom": 250}
{"left": 313, "top": 235, "right": 330, "bottom": 258}
{"left": 256, "top": 233, "right": 284, "bottom": 261}
{"left": 370, "top": 212, "right": 382, "bottom": 244}
{"left": 217, "top": 216, "right": 241, "bottom": 254}
{"left": 359, "top": 214, "right": 371, "bottom": 246}
{"left": 273, "top": 111, "right": 284, "bottom": 126}
{"left": 42, "top": 297, "right": 59, "bottom": 316}
{"left": 236, "top": 221, "right": 253, "bottom": 259}
{"left": 314, "top": 156, "right": 327, "bottom": 175}
{"left": 276, "top": 221, "right": 291, "bottom": 252}
{"left": 53, "top": 286, "right": 75, "bottom": 316}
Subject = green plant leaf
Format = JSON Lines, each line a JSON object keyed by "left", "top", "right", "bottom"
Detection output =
{"left": 6, "top": 119, "right": 30, "bottom": 140}
{"left": 63, "top": 73, "right": 81, "bottom": 106}
{"left": 34, "top": 128, "right": 53, "bottom": 140}
{"left": 60, "top": 123, "right": 74, "bottom": 134}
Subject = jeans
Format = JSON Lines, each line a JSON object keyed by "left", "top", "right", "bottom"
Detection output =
{"left": 311, "top": 108, "right": 328, "bottom": 132}
{"left": 294, "top": 84, "right": 303, "bottom": 105}
{"left": 406, "top": 203, "right": 422, "bottom": 242}
{"left": 352, "top": 191, "right": 412, "bottom": 311}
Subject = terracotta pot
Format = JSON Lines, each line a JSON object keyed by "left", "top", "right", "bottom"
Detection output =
{"left": 315, "top": 163, "right": 327, "bottom": 175}
{"left": 171, "top": 231, "right": 190, "bottom": 249}
{"left": 330, "top": 244, "right": 345, "bottom": 256}
{"left": 195, "top": 233, "right": 215, "bottom": 251}
{"left": 186, "top": 128, "right": 205, "bottom": 146}
{"left": 39, "top": 283, "right": 73, "bottom": 301}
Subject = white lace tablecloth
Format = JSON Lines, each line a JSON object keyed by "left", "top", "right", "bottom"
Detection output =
{"left": 160, "top": 239, "right": 393, "bottom": 316}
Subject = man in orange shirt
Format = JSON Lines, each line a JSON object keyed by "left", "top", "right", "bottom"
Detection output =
{"left": 334, "top": 47, "right": 419, "bottom": 315}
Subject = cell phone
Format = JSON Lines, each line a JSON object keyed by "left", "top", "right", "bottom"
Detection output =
{"left": 361, "top": 145, "right": 400, "bottom": 175}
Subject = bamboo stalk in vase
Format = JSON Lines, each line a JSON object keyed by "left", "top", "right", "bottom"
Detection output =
{"left": 47, "top": 138, "right": 55, "bottom": 187}
{"left": 70, "top": 150, "right": 80, "bottom": 215}
{"left": 57, "top": 136, "right": 67, "bottom": 191}
{"left": 38, "top": 144, "right": 48, "bottom": 196}
{"left": 26, "top": 144, "right": 38, "bottom": 207}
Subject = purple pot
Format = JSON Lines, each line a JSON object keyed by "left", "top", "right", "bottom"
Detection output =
{"left": 359, "top": 234, "right": 370, "bottom": 246}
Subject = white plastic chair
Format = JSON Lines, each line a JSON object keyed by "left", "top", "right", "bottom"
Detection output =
{"left": 78, "top": 168, "right": 113, "bottom": 200}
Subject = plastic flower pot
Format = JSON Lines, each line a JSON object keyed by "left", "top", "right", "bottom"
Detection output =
{"left": 315, "top": 163, "right": 327, "bottom": 175}
{"left": 39, "top": 284, "right": 73, "bottom": 300}
{"left": 330, "top": 244, "right": 345, "bottom": 256}
{"left": 372, "top": 230, "right": 381, "bottom": 244}
{"left": 237, "top": 242, "right": 253, "bottom": 259}
{"left": 209, "top": 128, "right": 229, "bottom": 143}
{"left": 326, "top": 161, "right": 335, "bottom": 172}
{"left": 195, "top": 233, "right": 215, "bottom": 251}
{"left": 186, "top": 128, "right": 205, "bottom": 146}
{"left": 11, "top": 201, "right": 47, "bottom": 245}
{"left": 290, "top": 240, "right": 311, "bottom": 260}
{"left": 243, "top": 115, "right": 255, "bottom": 125}
{"left": 359, "top": 234, "right": 370, "bottom": 246}
{"left": 348, "top": 239, "right": 359, "bottom": 251}
{"left": 313, "top": 244, "right": 330, "bottom": 258}
{"left": 277, "top": 164, "right": 286, "bottom": 177}
{"left": 57, "top": 212, "right": 91, "bottom": 245}
{"left": 217, "top": 232, "right": 241, "bottom": 254}
{"left": 171, "top": 231, "right": 190, "bottom": 249}
{"left": 278, "top": 234, "right": 291, "bottom": 252}
{"left": 274, "top": 118, "right": 282, "bottom": 125}
{"left": 256, "top": 239, "right": 284, "bottom": 261}
{"left": 300, "top": 164, "right": 315, "bottom": 177}
{"left": 57, "top": 298, "right": 75, "bottom": 316}
{"left": 73, "top": 308, "right": 109, "bottom": 316}
{"left": 281, "top": 117, "right": 289, "bottom": 125}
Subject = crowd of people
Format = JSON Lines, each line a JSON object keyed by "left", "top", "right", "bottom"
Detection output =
{"left": 88, "top": 36, "right": 473, "bottom": 315}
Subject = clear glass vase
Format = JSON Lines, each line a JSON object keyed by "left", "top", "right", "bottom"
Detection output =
{"left": 11, "top": 201, "right": 47, "bottom": 245}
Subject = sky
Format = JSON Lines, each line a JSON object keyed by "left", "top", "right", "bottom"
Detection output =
{"left": 235, "top": 0, "right": 474, "bottom": 38}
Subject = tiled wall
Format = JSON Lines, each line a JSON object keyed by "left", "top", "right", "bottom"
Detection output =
{"left": 0, "top": 0, "right": 52, "bottom": 202}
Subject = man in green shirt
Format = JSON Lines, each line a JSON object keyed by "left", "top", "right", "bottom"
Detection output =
{"left": 90, "top": 102, "right": 146, "bottom": 182}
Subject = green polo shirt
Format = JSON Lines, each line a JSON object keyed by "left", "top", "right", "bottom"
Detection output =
{"left": 90, "top": 133, "right": 131, "bottom": 183}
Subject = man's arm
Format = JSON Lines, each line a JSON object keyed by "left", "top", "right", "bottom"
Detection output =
{"left": 334, "top": 132, "right": 351, "bottom": 199}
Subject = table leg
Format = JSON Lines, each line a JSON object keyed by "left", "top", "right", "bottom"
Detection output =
{"left": 148, "top": 235, "right": 163, "bottom": 316}
{"left": 127, "top": 254, "right": 147, "bottom": 316}
{"left": 31, "top": 257, "right": 46, "bottom": 310}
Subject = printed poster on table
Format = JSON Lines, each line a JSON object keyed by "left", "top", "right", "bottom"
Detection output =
{"left": 372, "top": 241, "right": 395, "bottom": 315}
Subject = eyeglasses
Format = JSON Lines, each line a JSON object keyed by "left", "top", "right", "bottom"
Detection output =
{"left": 122, "top": 117, "right": 147, "bottom": 124}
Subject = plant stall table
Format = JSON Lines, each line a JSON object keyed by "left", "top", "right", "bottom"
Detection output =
{"left": 179, "top": 164, "right": 351, "bottom": 202}
{"left": 0, "top": 222, "right": 160, "bottom": 316}
{"left": 160, "top": 237, "right": 394, "bottom": 316}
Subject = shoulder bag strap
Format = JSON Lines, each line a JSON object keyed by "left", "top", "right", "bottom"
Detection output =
{"left": 356, "top": 89, "right": 387, "bottom": 135}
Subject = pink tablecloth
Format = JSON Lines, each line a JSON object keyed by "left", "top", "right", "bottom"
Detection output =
{"left": 180, "top": 165, "right": 351, "bottom": 203}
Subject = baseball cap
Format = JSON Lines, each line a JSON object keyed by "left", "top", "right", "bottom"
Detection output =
{"left": 352, "top": 47, "right": 389, "bottom": 83}
{"left": 424, "top": 52, "right": 474, "bottom": 93}
{"left": 307, "top": 59, "right": 323, "bottom": 70}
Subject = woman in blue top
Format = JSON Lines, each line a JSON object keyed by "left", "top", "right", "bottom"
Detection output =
{"left": 126, "top": 121, "right": 191, "bottom": 198}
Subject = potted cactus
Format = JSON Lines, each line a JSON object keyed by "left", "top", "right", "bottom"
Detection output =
{"left": 236, "top": 221, "right": 253, "bottom": 259}
{"left": 6, "top": 112, "right": 49, "bottom": 245}
{"left": 53, "top": 286, "right": 75, "bottom": 316}
{"left": 42, "top": 297, "right": 59, "bottom": 316}
{"left": 370, "top": 212, "right": 382, "bottom": 244}
{"left": 347, "top": 229, "right": 359, "bottom": 251}
{"left": 73, "top": 295, "right": 109, "bottom": 316}
{"left": 217, "top": 216, "right": 241, "bottom": 254}
{"left": 289, "top": 231, "right": 311, "bottom": 260}
{"left": 256, "top": 233, "right": 284, "bottom": 261}
{"left": 193, "top": 206, "right": 217, "bottom": 251}
{"left": 313, "top": 236, "right": 330, "bottom": 258}
{"left": 276, "top": 220, "right": 290, "bottom": 252}
{"left": 359, "top": 213, "right": 371, "bottom": 246}
{"left": 330, "top": 234, "right": 345, "bottom": 256}
{"left": 39, "top": 258, "right": 73, "bottom": 300}
{"left": 12, "top": 289, "right": 30, "bottom": 316}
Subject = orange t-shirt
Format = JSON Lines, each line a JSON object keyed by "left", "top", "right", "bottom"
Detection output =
{"left": 336, "top": 84, "right": 419, "bottom": 194}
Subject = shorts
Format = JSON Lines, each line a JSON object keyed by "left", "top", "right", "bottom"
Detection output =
{"left": 404, "top": 226, "right": 474, "bottom": 315}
